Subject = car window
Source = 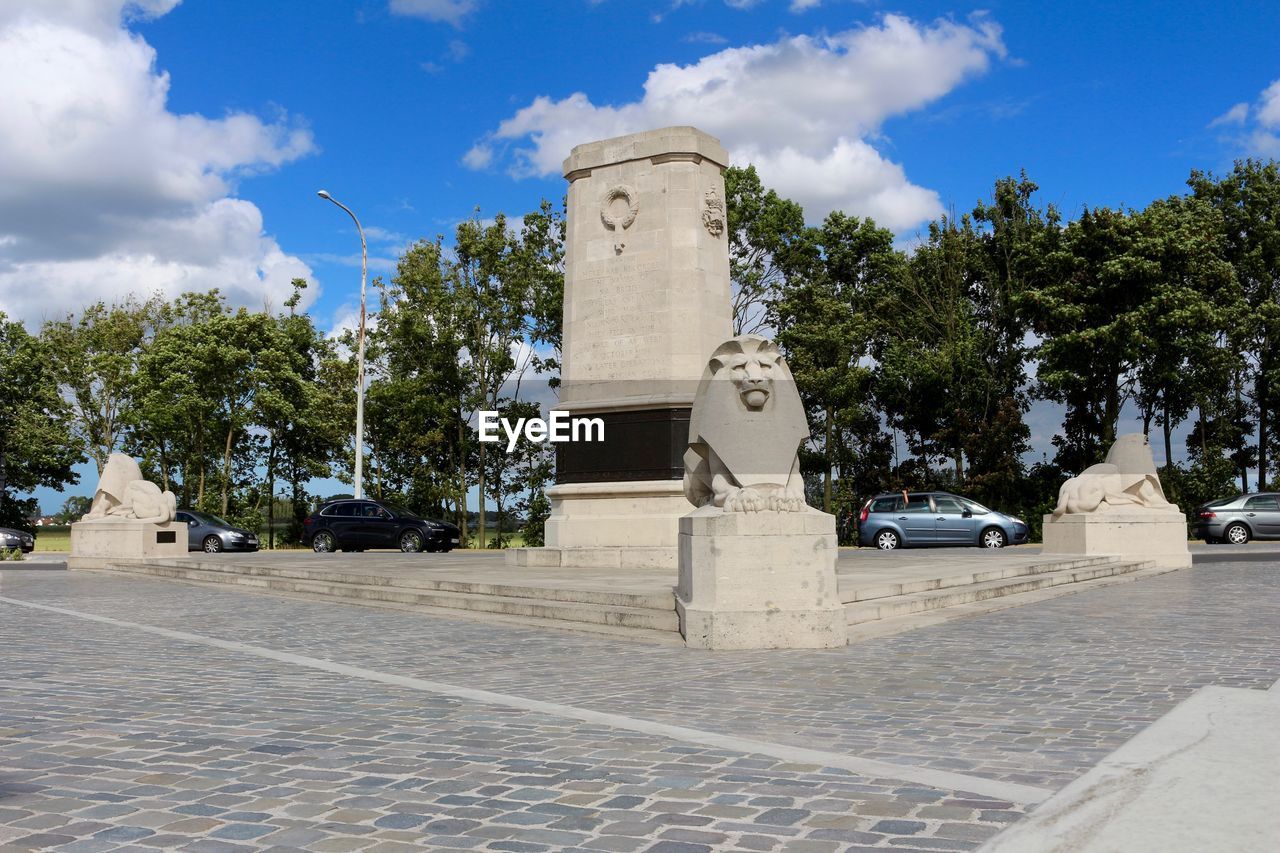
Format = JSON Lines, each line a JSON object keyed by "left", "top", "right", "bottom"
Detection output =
{"left": 359, "top": 502, "right": 388, "bottom": 518}
{"left": 870, "top": 498, "right": 898, "bottom": 513}
{"left": 902, "top": 495, "right": 932, "bottom": 514}
{"left": 1244, "top": 495, "right": 1279, "bottom": 511}
{"left": 175, "top": 512, "right": 191, "bottom": 523}
{"left": 934, "top": 496, "right": 965, "bottom": 513}
{"left": 1206, "top": 497, "right": 1235, "bottom": 508}
{"left": 324, "top": 503, "right": 357, "bottom": 517}
{"left": 961, "top": 498, "right": 991, "bottom": 515}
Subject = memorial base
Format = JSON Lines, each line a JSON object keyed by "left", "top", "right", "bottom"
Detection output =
{"left": 1041, "top": 508, "right": 1192, "bottom": 569}
{"left": 69, "top": 519, "right": 188, "bottom": 569}
{"left": 506, "top": 479, "right": 687, "bottom": 570}
{"left": 676, "top": 505, "right": 847, "bottom": 650}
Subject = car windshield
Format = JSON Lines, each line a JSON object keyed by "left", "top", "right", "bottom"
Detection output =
{"left": 386, "top": 505, "right": 417, "bottom": 519}
{"left": 190, "top": 511, "right": 229, "bottom": 527}
{"left": 1206, "top": 497, "right": 1235, "bottom": 508}
{"left": 961, "top": 498, "right": 991, "bottom": 514}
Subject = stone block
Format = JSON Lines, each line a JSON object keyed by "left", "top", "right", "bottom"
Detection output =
{"left": 676, "top": 505, "right": 847, "bottom": 650}
{"left": 69, "top": 519, "right": 188, "bottom": 569}
{"left": 1041, "top": 509, "right": 1191, "bottom": 568}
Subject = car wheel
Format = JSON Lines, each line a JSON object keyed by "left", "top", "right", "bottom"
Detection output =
{"left": 400, "top": 530, "right": 424, "bottom": 553}
{"left": 875, "top": 530, "right": 900, "bottom": 550}
{"left": 312, "top": 531, "right": 336, "bottom": 553}
{"left": 1224, "top": 523, "right": 1250, "bottom": 545}
{"left": 202, "top": 535, "right": 223, "bottom": 553}
{"left": 981, "top": 527, "right": 1007, "bottom": 549}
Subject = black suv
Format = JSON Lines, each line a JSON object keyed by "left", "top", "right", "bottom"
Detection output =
{"left": 301, "top": 499, "right": 461, "bottom": 553}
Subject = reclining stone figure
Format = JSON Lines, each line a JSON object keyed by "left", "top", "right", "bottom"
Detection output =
{"left": 1052, "top": 433, "right": 1174, "bottom": 517}
{"left": 82, "top": 453, "right": 177, "bottom": 524}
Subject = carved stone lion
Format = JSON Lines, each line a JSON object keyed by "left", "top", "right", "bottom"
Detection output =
{"left": 1052, "top": 433, "right": 1174, "bottom": 517}
{"left": 82, "top": 453, "right": 177, "bottom": 524}
{"left": 683, "top": 335, "right": 809, "bottom": 512}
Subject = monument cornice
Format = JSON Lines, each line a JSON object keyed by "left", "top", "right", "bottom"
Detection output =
{"left": 562, "top": 125, "right": 728, "bottom": 180}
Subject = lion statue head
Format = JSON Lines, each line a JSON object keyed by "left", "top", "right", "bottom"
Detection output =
{"left": 683, "top": 335, "right": 810, "bottom": 512}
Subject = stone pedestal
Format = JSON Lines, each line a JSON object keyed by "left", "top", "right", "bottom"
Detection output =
{"left": 1041, "top": 508, "right": 1192, "bottom": 569}
{"left": 69, "top": 519, "right": 188, "bottom": 569}
{"left": 508, "top": 126, "right": 734, "bottom": 570}
{"left": 676, "top": 505, "right": 848, "bottom": 650}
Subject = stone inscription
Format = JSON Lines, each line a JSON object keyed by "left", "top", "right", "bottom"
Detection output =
{"left": 572, "top": 256, "right": 667, "bottom": 379}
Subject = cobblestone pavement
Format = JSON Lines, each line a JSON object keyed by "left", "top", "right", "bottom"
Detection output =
{"left": 1, "top": 560, "right": 1277, "bottom": 851}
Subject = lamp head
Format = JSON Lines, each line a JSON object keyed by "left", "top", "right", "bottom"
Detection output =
{"left": 317, "top": 190, "right": 331, "bottom": 200}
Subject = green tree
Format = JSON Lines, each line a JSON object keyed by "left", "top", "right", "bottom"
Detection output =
{"left": 1028, "top": 206, "right": 1153, "bottom": 472}
{"left": 57, "top": 494, "right": 93, "bottom": 523}
{"left": 1130, "top": 196, "right": 1242, "bottom": 480}
{"left": 43, "top": 297, "right": 160, "bottom": 474}
{"left": 0, "top": 314, "right": 81, "bottom": 529}
{"left": 725, "top": 165, "right": 806, "bottom": 334}
{"left": 1189, "top": 160, "right": 1280, "bottom": 488}
{"left": 774, "top": 212, "right": 903, "bottom": 513}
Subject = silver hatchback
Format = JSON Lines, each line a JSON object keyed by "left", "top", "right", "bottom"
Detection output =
{"left": 1194, "top": 493, "right": 1280, "bottom": 544}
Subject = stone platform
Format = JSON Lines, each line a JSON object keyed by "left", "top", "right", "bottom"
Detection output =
{"left": 980, "top": 680, "right": 1280, "bottom": 852}
{"left": 77, "top": 547, "right": 1181, "bottom": 644}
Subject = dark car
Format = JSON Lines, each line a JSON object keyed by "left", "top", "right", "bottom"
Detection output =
{"left": 175, "top": 510, "right": 260, "bottom": 553}
{"left": 301, "top": 499, "right": 461, "bottom": 553}
{"left": 0, "top": 527, "right": 35, "bottom": 553}
{"left": 1194, "top": 492, "right": 1280, "bottom": 544}
{"left": 857, "top": 491, "right": 1029, "bottom": 550}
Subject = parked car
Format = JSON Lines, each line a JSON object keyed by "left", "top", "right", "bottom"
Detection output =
{"left": 857, "top": 491, "right": 1029, "bottom": 550}
{"left": 1194, "top": 492, "right": 1280, "bottom": 544}
{"left": 175, "top": 510, "right": 260, "bottom": 553}
{"left": 0, "top": 527, "right": 35, "bottom": 553}
{"left": 301, "top": 499, "right": 461, "bottom": 553}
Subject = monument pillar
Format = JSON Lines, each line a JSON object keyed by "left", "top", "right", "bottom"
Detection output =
{"left": 509, "top": 126, "right": 733, "bottom": 569}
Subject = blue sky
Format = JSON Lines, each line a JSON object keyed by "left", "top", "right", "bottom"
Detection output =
{"left": 4, "top": 0, "right": 1279, "bottom": 511}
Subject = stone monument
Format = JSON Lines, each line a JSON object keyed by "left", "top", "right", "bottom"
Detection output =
{"left": 508, "top": 127, "right": 733, "bottom": 570}
{"left": 69, "top": 453, "right": 187, "bottom": 569}
{"left": 676, "top": 335, "right": 847, "bottom": 650}
{"left": 1041, "top": 434, "right": 1191, "bottom": 568}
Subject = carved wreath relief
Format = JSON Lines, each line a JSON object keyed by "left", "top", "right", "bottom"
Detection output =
{"left": 702, "top": 187, "right": 725, "bottom": 238}
{"left": 599, "top": 184, "right": 638, "bottom": 231}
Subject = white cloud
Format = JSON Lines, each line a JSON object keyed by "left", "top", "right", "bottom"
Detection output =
{"left": 470, "top": 14, "right": 1005, "bottom": 231}
{"left": 1209, "top": 102, "right": 1248, "bottom": 127}
{"left": 1258, "top": 79, "right": 1280, "bottom": 128}
{"left": 0, "top": 0, "right": 316, "bottom": 326}
{"left": 683, "top": 31, "right": 728, "bottom": 45}
{"left": 1213, "top": 78, "right": 1280, "bottom": 158}
{"left": 790, "top": 0, "right": 821, "bottom": 11}
{"left": 389, "top": 0, "right": 477, "bottom": 27}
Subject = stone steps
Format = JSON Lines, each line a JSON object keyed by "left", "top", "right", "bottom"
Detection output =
{"left": 844, "top": 558, "right": 1160, "bottom": 625}
{"left": 99, "top": 559, "right": 681, "bottom": 641}
{"left": 838, "top": 555, "right": 1120, "bottom": 603}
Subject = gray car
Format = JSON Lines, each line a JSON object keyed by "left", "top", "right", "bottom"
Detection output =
{"left": 175, "top": 510, "right": 259, "bottom": 553}
{"left": 1194, "top": 493, "right": 1280, "bottom": 544}
{"left": 857, "top": 491, "right": 1030, "bottom": 550}
{"left": 0, "top": 527, "right": 35, "bottom": 553}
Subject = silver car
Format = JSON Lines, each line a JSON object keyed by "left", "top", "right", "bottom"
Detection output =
{"left": 1194, "top": 493, "right": 1280, "bottom": 544}
{"left": 175, "top": 510, "right": 260, "bottom": 553}
{"left": 0, "top": 527, "right": 35, "bottom": 553}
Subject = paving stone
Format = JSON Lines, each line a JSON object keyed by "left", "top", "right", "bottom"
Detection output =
{"left": 2, "top": 561, "right": 1277, "bottom": 853}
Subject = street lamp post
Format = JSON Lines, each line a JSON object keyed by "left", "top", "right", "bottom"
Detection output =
{"left": 317, "top": 190, "right": 368, "bottom": 500}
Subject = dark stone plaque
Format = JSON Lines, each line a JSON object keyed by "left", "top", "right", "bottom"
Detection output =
{"left": 156, "top": 530, "right": 177, "bottom": 544}
{"left": 556, "top": 407, "right": 690, "bottom": 484}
